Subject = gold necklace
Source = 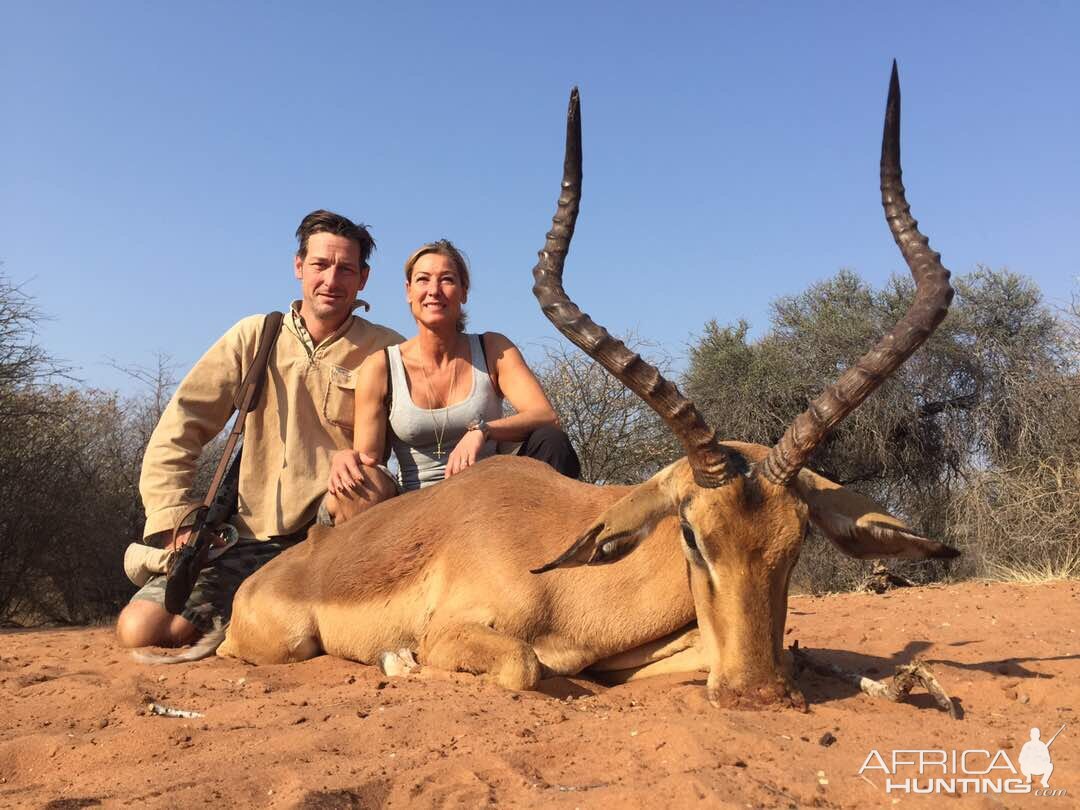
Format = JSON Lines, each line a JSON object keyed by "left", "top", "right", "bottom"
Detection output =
{"left": 418, "top": 342, "right": 459, "bottom": 459}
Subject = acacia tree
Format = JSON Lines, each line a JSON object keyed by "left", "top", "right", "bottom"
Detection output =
{"left": 947, "top": 284, "right": 1080, "bottom": 579}
{"left": 0, "top": 273, "right": 64, "bottom": 618}
{"left": 0, "top": 273, "right": 64, "bottom": 429}
{"left": 0, "top": 273, "right": 181, "bottom": 623}
{"left": 533, "top": 336, "right": 681, "bottom": 485}
{"left": 1, "top": 387, "right": 145, "bottom": 622}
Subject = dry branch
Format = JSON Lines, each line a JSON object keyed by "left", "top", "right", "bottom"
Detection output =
{"left": 790, "top": 641, "right": 958, "bottom": 719}
{"left": 146, "top": 702, "right": 204, "bottom": 719}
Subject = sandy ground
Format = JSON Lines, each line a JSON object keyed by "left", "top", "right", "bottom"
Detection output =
{"left": 2, "top": 580, "right": 1077, "bottom": 809}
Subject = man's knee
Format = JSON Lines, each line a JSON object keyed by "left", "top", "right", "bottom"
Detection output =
{"left": 333, "top": 468, "right": 397, "bottom": 524}
{"left": 116, "top": 600, "right": 198, "bottom": 648}
{"left": 319, "top": 492, "right": 341, "bottom": 526}
{"left": 362, "top": 465, "right": 398, "bottom": 501}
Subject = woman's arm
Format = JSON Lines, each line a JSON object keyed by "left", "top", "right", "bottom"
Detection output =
{"left": 483, "top": 332, "right": 558, "bottom": 441}
{"left": 445, "top": 333, "right": 558, "bottom": 478}
{"left": 327, "top": 350, "right": 389, "bottom": 495}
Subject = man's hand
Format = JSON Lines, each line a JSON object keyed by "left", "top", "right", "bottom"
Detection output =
{"left": 445, "top": 429, "right": 487, "bottom": 478}
{"left": 328, "top": 449, "right": 379, "bottom": 495}
{"left": 168, "top": 527, "right": 195, "bottom": 552}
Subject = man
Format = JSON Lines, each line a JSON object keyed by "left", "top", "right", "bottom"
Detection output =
{"left": 116, "top": 210, "right": 404, "bottom": 648}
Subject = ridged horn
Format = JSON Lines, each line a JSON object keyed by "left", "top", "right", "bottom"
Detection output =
{"left": 532, "top": 88, "right": 738, "bottom": 487}
{"left": 762, "top": 62, "right": 954, "bottom": 486}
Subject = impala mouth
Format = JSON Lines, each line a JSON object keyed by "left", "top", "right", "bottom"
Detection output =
{"left": 707, "top": 676, "right": 806, "bottom": 711}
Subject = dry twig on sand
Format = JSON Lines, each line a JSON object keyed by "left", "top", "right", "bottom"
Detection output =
{"left": 790, "top": 641, "right": 958, "bottom": 719}
{"left": 146, "top": 702, "right": 204, "bottom": 719}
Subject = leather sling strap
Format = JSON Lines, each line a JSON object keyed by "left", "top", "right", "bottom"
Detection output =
{"left": 173, "top": 311, "right": 284, "bottom": 541}
{"left": 234, "top": 311, "right": 285, "bottom": 412}
{"left": 163, "top": 312, "right": 284, "bottom": 612}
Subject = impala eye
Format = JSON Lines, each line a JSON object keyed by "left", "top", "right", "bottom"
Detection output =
{"left": 680, "top": 522, "right": 704, "bottom": 564}
{"left": 680, "top": 522, "right": 696, "bottom": 549}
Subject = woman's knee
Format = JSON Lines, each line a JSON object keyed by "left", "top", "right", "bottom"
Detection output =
{"left": 520, "top": 425, "right": 581, "bottom": 479}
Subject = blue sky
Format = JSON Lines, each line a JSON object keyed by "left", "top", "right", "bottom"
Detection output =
{"left": 3, "top": 2, "right": 1078, "bottom": 393}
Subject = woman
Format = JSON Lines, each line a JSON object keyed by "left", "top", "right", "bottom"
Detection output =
{"left": 322, "top": 240, "right": 579, "bottom": 526}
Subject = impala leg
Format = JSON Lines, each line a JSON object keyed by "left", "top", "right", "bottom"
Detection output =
{"left": 593, "top": 643, "right": 709, "bottom": 685}
{"left": 218, "top": 549, "right": 320, "bottom": 665}
{"left": 588, "top": 625, "right": 700, "bottom": 673}
{"left": 221, "top": 581, "right": 320, "bottom": 664}
{"left": 420, "top": 622, "right": 542, "bottom": 691}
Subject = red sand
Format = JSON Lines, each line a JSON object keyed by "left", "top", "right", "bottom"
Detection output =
{"left": 2, "top": 580, "right": 1077, "bottom": 808}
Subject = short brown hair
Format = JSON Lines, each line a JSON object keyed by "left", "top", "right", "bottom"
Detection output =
{"left": 404, "top": 240, "right": 471, "bottom": 332}
{"left": 295, "top": 210, "right": 376, "bottom": 265}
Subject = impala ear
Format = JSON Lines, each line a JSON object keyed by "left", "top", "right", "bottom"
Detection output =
{"left": 531, "top": 472, "right": 680, "bottom": 573}
{"left": 794, "top": 469, "right": 960, "bottom": 561}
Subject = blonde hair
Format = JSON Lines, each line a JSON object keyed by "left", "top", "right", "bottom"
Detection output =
{"left": 404, "top": 240, "right": 471, "bottom": 332}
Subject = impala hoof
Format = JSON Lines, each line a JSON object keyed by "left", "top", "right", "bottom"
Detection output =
{"left": 494, "top": 646, "right": 542, "bottom": 691}
{"left": 378, "top": 648, "right": 419, "bottom": 677}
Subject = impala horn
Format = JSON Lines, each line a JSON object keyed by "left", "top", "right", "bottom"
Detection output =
{"left": 761, "top": 62, "right": 954, "bottom": 486}
{"left": 531, "top": 88, "right": 739, "bottom": 488}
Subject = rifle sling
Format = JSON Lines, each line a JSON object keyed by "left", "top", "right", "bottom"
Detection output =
{"left": 176, "top": 312, "right": 283, "bottom": 541}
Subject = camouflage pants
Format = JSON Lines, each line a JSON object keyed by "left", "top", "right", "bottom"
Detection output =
{"left": 129, "top": 537, "right": 303, "bottom": 633}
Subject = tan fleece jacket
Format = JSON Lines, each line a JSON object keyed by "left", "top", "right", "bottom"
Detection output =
{"left": 139, "top": 306, "right": 404, "bottom": 540}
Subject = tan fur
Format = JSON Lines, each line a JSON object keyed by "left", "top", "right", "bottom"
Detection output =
{"left": 589, "top": 625, "right": 700, "bottom": 672}
{"left": 597, "top": 644, "right": 710, "bottom": 685}
{"left": 223, "top": 444, "right": 953, "bottom": 705}
{"left": 224, "top": 457, "right": 694, "bottom": 677}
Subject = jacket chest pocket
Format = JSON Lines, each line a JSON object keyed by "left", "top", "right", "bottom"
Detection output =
{"left": 322, "top": 365, "right": 356, "bottom": 430}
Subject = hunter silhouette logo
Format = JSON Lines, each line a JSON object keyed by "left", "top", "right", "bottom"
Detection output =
{"left": 859, "top": 723, "right": 1068, "bottom": 797}
{"left": 1020, "top": 725, "right": 1065, "bottom": 788}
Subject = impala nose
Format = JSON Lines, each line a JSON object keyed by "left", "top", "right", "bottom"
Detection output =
{"left": 707, "top": 670, "right": 806, "bottom": 711}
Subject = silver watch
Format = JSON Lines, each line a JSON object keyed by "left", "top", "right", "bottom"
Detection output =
{"left": 467, "top": 418, "right": 491, "bottom": 440}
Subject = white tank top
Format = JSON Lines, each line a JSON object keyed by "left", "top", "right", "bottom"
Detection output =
{"left": 386, "top": 333, "right": 503, "bottom": 491}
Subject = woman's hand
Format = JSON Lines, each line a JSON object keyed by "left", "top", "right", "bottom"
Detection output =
{"left": 445, "top": 428, "right": 487, "bottom": 478}
{"left": 328, "top": 449, "right": 378, "bottom": 495}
